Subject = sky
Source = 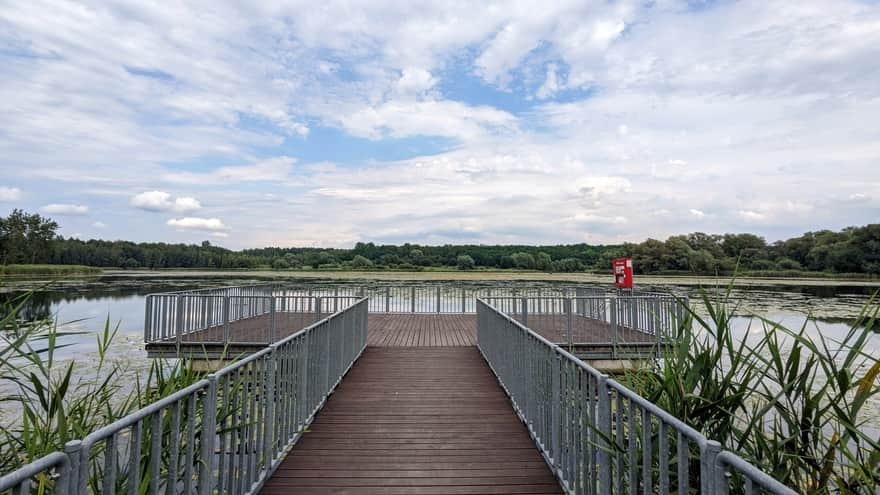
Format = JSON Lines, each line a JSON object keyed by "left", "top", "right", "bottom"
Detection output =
{"left": 1, "top": 0, "right": 879, "bottom": 249}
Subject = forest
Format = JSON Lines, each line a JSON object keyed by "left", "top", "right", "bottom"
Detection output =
{"left": 1, "top": 209, "right": 879, "bottom": 275}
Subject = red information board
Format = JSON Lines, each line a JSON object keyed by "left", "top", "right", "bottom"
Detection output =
{"left": 613, "top": 257, "right": 633, "bottom": 289}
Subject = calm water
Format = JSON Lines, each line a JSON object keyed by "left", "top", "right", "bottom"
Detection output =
{"left": 3, "top": 277, "right": 878, "bottom": 358}
{"left": 1, "top": 276, "right": 879, "bottom": 424}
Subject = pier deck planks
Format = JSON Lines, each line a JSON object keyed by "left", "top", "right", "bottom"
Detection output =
{"left": 260, "top": 347, "right": 563, "bottom": 495}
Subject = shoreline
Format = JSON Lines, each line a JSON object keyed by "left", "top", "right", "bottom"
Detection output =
{"left": 98, "top": 269, "right": 880, "bottom": 287}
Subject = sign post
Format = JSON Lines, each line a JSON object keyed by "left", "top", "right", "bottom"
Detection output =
{"left": 612, "top": 257, "right": 633, "bottom": 291}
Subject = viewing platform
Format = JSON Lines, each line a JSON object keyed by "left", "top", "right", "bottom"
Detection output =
{"left": 144, "top": 284, "right": 682, "bottom": 361}
{"left": 1, "top": 283, "right": 795, "bottom": 495}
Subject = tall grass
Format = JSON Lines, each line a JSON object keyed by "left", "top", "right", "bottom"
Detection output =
{"left": 621, "top": 282, "right": 880, "bottom": 493}
{"left": 0, "top": 265, "right": 102, "bottom": 277}
{"left": 0, "top": 289, "right": 205, "bottom": 491}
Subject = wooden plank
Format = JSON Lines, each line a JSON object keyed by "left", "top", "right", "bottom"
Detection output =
{"left": 150, "top": 312, "right": 657, "bottom": 358}
{"left": 260, "top": 347, "right": 562, "bottom": 494}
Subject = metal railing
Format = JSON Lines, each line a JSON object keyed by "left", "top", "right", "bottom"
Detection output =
{"left": 1, "top": 298, "right": 368, "bottom": 495}
{"left": 144, "top": 284, "right": 682, "bottom": 352}
{"left": 145, "top": 294, "right": 361, "bottom": 345}
{"left": 482, "top": 295, "right": 687, "bottom": 357}
{"left": 149, "top": 284, "right": 613, "bottom": 315}
{"left": 476, "top": 298, "right": 795, "bottom": 495}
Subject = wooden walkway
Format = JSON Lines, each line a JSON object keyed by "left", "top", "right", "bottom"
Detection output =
{"left": 367, "top": 314, "right": 476, "bottom": 346}
{"left": 261, "top": 347, "right": 562, "bottom": 494}
{"left": 147, "top": 313, "right": 652, "bottom": 353}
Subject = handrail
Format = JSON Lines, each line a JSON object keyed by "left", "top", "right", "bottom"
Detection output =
{"left": 144, "top": 294, "right": 362, "bottom": 346}
{"left": 476, "top": 297, "right": 795, "bottom": 495}
{"left": 482, "top": 294, "right": 687, "bottom": 356}
{"left": 0, "top": 449, "right": 74, "bottom": 495}
{"left": 3, "top": 298, "right": 369, "bottom": 495}
{"left": 144, "top": 285, "right": 677, "bottom": 349}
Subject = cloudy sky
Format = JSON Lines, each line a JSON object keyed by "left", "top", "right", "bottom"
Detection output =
{"left": 1, "top": 0, "right": 878, "bottom": 248}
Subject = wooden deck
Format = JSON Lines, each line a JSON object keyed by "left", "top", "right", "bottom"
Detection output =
{"left": 147, "top": 313, "right": 657, "bottom": 358}
{"left": 260, "top": 347, "right": 562, "bottom": 495}
{"left": 367, "top": 314, "right": 476, "bottom": 346}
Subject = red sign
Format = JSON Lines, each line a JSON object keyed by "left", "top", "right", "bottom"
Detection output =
{"left": 613, "top": 257, "right": 633, "bottom": 289}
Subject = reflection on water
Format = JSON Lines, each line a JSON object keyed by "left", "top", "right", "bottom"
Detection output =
{"left": 2, "top": 277, "right": 876, "bottom": 358}
{"left": 1, "top": 276, "right": 878, "bottom": 425}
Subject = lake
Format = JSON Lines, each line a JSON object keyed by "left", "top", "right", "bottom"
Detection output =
{"left": 3, "top": 274, "right": 878, "bottom": 357}
{"left": 1, "top": 275, "right": 878, "bottom": 424}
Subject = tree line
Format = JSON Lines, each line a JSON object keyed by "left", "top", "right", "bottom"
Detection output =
{"left": 1, "top": 209, "right": 879, "bottom": 275}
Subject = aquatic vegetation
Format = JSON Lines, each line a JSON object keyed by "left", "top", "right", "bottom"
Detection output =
{"left": 621, "top": 283, "right": 880, "bottom": 492}
{"left": 0, "top": 289, "right": 205, "bottom": 490}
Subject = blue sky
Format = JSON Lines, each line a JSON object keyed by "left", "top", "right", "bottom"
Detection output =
{"left": 1, "top": 0, "right": 879, "bottom": 248}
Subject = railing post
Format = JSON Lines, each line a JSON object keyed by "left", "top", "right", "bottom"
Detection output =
{"left": 223, "top": 295, "right": 230, "bottom": 343}
{"left": 269, "top": 296, "right": 277, "bottom": 343}
{"left": 175, "top": 295, "right": 184, "bottom": 345}
{"left": 461, "top": 288, "right": 466, "bottom": 313}
{"left": 265, "top": 350, "right": 277, "bottom": 467}
{"left": 597, "top": 376, "right": 612, "bottom": 495}
{"left": 551, "top": 353, "right": 560, "bottom": 471}
{"left": 521, "top": 297, "right": 528, "bottom": 326}
{"left": 385, "top": 287, "right": 390, "bottom": 313}
{"left": 610, "top": 298, "right": 618, "bottom": 359}
{"left": 144, "top": 295, "right": 152, "bottom": 343}
{"left": 198, "top": 375, "right": 218, "bottom": 495}
{"left": 565, "top": 298, "right": 573, "bottom": 352}
{"left": 316, "top": 297, "right": 323, "bottom": 321}
{"left": 702, "top": 440, "right": 722, "bottom": 495}
{"left": 410, "top": 286, "right": 416, "bottom": 313}
{"left": 436, "top": 286, "right": 441, "bottom": 313}
{"left": 65, "top": 439, "right": 82, "bottom": 495}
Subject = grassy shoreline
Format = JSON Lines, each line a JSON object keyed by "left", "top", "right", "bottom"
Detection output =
{"left": 0, "top": 264, "right": 102, "bottom": 278}
{"left": 100, "top": 268, "right": 880, "bottom": 286}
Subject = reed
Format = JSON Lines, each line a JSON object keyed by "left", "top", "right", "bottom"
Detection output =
{"left": 0, "top": 289, "right": 205, "bottom": 492}
{"left": 620, "top": 282, "right": 880, "bottom": 492}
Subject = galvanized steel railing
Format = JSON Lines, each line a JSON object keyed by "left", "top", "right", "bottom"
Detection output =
{"left": 476, "top": 298, "right": 795, "bottom": 495}
{"left": 145, "top": 294, "right": 361, "bottom": 345}
{"left": 1, "top": 298, "right": 368, "bottom": 495}
{"left": 483, "top": 295, "right": 686, "bottom": 356}
{"left": 151, "top": 284, "right": 612, "bottom": 316}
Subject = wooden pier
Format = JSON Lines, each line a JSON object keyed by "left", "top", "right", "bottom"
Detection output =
{"left": 6, "top": 288, "right": 785, "bottom": 495}
{"left": 147, "top": 313, "right": 658, "bottom": 359}
{"left": 262, "top": 346, "right": 562, "bottom": 494}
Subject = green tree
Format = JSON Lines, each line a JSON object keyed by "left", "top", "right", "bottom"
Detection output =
{"left": 456, "top": 254, "right": 475, "bottom": 270}
{"left": 535, "top": 252, "right": 552, "bottom": 271}
{"left": 0, "top": 210, "right": 59, "bottom": 264}
{"left": 272, "top": 258, "right": 291, "bottom": 269}
{"left": 409, "top": 249, "right": 425, "bottom": 265}
{"left": 121, "top": 257, "right": 140, "bottom": 269}
{"left": 352, "top": 255, "right": 374, "bottom": 269}
{"left": 510, "top": 252, "right": 535, "bottom": 269}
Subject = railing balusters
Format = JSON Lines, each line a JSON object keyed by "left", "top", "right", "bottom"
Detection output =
{"left": 475, "top": 297, "right": 793, "bottom": 495}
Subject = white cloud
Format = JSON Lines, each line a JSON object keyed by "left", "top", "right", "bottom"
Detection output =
{"left": 738, "top": 210, "right": 766, "bottom": 222}
{"left": 167, "top": 217, "right": 228, "bottom": 232}
{"left": 40, "top": 204, "right": 89, "bottom": 216}
{"left": 395, "top": 67, "right": 436, "bottom": 95}
{"left": 161, "top": 157, "right": 296, "bottom": 184}
{"left": 689, "top": 209, "right": 705, "bottom": 218}
{"left": 335, "top": 100, "right": 517, "bottom": 141}
{"left": 536, "top": 64, "right": 560, "bottom": 100}
{"left": 131, "top": 191, "right": 202, "bottom": 212}
{"left": 92, "top": 221, "right": 107, "bottom": 228}
{"left": 0, "top": 187, "right": 22, "bottom": 202}
{"left": 1, "top": 0, "right": 879, "bottom": 247}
